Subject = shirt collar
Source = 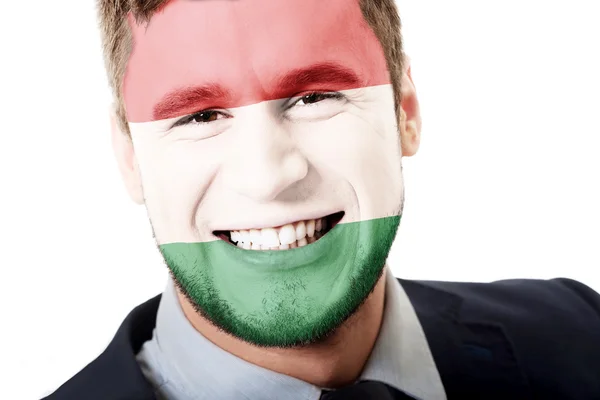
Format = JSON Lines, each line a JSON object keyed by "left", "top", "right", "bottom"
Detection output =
{"left": 141, "top": 266, "right": 446, "bottom": 400}
{"left": 361, "top": 267, "right": 446, "bottom": 400}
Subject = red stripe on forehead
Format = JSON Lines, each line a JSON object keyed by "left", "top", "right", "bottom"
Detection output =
{"left": 123, "top": 0, "right": 391, "bottom": 123}
{"left": 153, "top": 63, "right": 361, "bottom": 122}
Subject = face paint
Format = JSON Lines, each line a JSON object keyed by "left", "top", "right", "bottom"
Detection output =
{"left": 123, "top": 0, "right": 404, "bottom": 347}
{"left": 161, "top": 216, "right": 400, "bottom": 346}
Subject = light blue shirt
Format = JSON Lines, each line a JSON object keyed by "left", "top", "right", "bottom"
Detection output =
{"left": 136, "top": 266, "right": 446, "bottom": 400}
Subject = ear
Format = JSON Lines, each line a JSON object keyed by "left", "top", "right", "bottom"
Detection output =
{"left": 110, "top": 107, "right": 144, "bottom": 205}
{"left": 399, "top": 56, "right": 422, "bottom": 157}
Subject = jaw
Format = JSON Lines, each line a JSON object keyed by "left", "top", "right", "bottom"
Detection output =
{"left": 159, "top": 213, "right": 401, "bottom": 347}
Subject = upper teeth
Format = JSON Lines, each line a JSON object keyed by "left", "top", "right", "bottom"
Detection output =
{"left": 230, "top": 218, "right": 327, "bottom": 250}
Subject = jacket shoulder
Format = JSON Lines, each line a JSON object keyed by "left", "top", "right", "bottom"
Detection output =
{"left": 401, "top": 277, "right": 600, "bottom": 397}
{"left": 407, "top": 277, "right": 600, "bottom": 324}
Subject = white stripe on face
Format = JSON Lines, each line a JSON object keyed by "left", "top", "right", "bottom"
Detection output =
{"left": 128, "top": 84, "right": 403, "bottom": 245}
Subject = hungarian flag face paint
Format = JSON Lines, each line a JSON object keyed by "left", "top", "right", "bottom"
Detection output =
{"left": 123, "top": 0, "right": 404, "bottom": 347}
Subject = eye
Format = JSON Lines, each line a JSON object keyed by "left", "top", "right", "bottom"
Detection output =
{"left": 293, "top": 92, "right": 344, "bottom": 107}
{"left": 174, "top": 110, "right": 230, "bottom": 127}
{"left": 285, "top": 91, "right": 346, "bottom": 121}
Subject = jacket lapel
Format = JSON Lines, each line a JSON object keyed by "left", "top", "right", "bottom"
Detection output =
{"left": 399, "top": 279, "right": 532, "bottom": 400}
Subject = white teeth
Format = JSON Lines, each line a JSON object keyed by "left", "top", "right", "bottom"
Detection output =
{"left": 249, "top": 229, "right": 260, "bottom": 243}
{"left": 229, "top": 216, "right": 332, "bottom": 250}
{"left": 295, "top": 221, "right": 306, "bottom": 240}
{"left": 278, "top": 224, "right": 297, "bottom": 245}
{"left": 306, "top": 219, "right": 315, "bottom": 238}
{"left": 240, "top": 230, "right": 250, "bottom": 243}
{"left": 261, "top": 228, "right": 280, "bottom": 247}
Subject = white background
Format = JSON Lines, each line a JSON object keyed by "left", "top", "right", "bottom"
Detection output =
{"left": 1, "top": 1, "right": 599, "bottom": 399}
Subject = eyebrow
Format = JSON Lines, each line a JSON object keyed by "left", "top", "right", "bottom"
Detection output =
{"left": 273, "top": 62, "right": 362, "bottom": 98}
{"left": 152, "top": 62, "right": 362, "bottom": 121}
{"left": 152, "top": 84, "right": 231, "bottom": 121}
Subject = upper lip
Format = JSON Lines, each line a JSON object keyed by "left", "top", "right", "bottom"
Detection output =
{"left": 212, "top": 210, "right": 343, "bottom": 232}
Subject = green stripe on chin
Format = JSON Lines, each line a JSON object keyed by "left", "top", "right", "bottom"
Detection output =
{"left": 159, "top": 215, "right": 401, "bottom": 347}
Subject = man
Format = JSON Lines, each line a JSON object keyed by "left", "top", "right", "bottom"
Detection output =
{"left": 44, "top": 0, "right": 600, "bottom": 399}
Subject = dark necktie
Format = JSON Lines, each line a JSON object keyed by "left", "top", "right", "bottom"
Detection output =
{"left": 320, "top": 380, "right": 419, "bottom": 400}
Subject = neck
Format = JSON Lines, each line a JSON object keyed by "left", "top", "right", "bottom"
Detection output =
{"left": 177, "top": 268, "right": 387, "bottom": 389}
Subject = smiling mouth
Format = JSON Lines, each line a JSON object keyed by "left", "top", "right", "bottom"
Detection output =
{"left": 214, "top": 211, "right": 345, "bottom": 250}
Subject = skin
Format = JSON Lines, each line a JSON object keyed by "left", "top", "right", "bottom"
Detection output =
{"left": 111, "top": 0, "right": 421, "bottom": 389}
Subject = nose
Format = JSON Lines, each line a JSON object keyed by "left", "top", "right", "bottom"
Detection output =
{"left": 224, "top": 105, "right": 309, "bottom": 202}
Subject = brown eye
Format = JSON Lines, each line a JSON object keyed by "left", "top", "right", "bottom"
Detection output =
{"left": 192, "top": 111, "right": 219, "bottom": 123}
{"left": 172, "top": 109, "right": 231, "bottom": 129}
{"left": 301, "top": 93, "right": 328, "bottom": 104}
{"left": 293, "top": 92, "right": 343, "bottom": 107}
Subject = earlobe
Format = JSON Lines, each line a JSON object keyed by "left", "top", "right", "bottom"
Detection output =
{"left": 401, "top": 115, "right": 420, "bottom": 158}
{"left": 110, "top": 108, "right": 144, "bottom": 205}
{"left": 399, "top": 57, "right": 422, "bottom": 157}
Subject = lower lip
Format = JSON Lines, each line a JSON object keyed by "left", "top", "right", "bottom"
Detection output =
{"left": 160, "top": 214, "right": 400, "bottom": 286}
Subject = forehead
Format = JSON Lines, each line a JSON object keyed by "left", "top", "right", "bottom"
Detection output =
{"left": 122, "top": 0, "right": 390, "bottom": 122}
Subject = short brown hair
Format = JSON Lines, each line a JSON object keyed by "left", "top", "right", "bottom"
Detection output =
{"left": 97, "top": 0, "right": 404, "bottom": 135}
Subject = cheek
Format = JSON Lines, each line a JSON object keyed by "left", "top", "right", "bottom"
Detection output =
{"left": 132, "top": 137, "right": 223, "bottom": 241}
{"left": 294, "top": 112, "right": 402, "bottom": 219}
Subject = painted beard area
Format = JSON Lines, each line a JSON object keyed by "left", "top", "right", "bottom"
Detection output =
{"left": 159, "top": 215, "right": 401, "bottom": 347}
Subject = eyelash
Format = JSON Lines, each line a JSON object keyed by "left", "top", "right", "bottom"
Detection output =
{"left": 292, "top": 91, "right": 345, "bottom": 106}
{"left": 173, "top": 91, "right": 345, "bottom": 127}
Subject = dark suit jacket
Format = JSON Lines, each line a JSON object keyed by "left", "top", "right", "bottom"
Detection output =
{"left": 43, "top": 277, "right": 600, "bottom": 400}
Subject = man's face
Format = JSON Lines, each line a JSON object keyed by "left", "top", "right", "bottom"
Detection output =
{"left": 121, "top": 0, "right": 404, "bottom": 347}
